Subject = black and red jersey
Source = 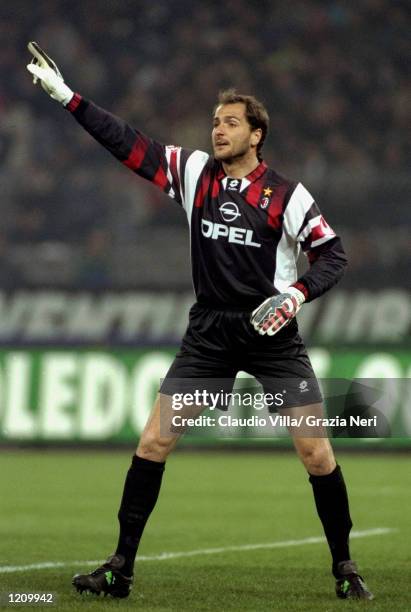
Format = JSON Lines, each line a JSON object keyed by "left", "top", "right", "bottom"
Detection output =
{"left": 67, "top": 94, "right": 347, "bottom": 309}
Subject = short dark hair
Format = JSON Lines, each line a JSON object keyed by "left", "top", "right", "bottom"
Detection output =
{"left": 215, "top": 89, "right": 269, "bottom": 161}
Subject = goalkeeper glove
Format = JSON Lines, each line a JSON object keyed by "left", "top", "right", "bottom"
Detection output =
{"left": 250, "top": 286, "right": 305, "bottom": 336}
{"left": 26, "top": 41, "right": 73, "bottom": 106}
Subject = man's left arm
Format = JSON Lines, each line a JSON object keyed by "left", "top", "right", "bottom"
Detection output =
{"left": 287, "top": 182, "right": 348, "bottom": 301}
{"left": 251, "top": 183, "right": 347, "bottom": 335}
{"left": 292, "top": 236, "right": 348, "bottom": 302}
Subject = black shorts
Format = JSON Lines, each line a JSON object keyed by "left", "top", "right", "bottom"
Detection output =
{"left": 160, "top": 303, "right": 322, "bottom": 410}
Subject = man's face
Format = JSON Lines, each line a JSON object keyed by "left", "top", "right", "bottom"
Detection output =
{"left": 212, "top": 103, "right": 260, "bottom": 162}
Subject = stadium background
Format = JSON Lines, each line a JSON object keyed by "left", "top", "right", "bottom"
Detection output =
{"left": 0, "top": 2, "right": 410, "bottom": 610}
{"left": 0, "top": 0, "right": 409, "bottom": 447}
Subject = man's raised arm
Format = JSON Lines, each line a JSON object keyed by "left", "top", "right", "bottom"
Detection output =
{"left": 26, "top": 41, "right": 193, "bottom": 205}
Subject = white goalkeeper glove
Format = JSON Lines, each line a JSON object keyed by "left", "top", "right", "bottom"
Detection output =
{"left": 250, "top": 286, "right": 305, "bottom": 336}
{"left": 26, "top": 41, "right": 73, "bottom": 106}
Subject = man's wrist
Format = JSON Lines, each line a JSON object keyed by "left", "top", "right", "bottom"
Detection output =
{"left": 287, "top": 285, "right": 306, "bottom": 306}
{"left": 290, "top": 282, "right": 309, "bottom": 302}
{"left": 66, "top": 93, "right": 82, "bottom": 112}
{"left": 59, "top": 84, "right": 74, "bottom": 106}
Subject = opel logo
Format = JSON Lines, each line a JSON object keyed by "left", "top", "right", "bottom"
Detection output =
{"left": 219, "top": 202, "right": 241, "bottom": 223}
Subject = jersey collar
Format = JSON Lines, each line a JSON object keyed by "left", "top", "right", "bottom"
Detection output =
{"left": 246, "top": 160, "right": 267, "bottom": 182}
{"left": 217, "top": 160, "right": 267, "bottom": 183}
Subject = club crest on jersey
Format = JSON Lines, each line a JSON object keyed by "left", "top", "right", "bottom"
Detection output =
{"left": 259, "top": 186, "right": 273, "bottom": 210}
{"left": 219, "top": 201, "right": 241, "bottom": 223}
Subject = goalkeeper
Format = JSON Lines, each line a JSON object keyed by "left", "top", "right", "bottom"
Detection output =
{"left": 27, "top": 42, "right": 373, "bottom": 601}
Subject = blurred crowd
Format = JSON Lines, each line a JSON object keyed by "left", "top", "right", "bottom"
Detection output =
{"left": 0, "top": 0, "right": 409, "bottom": 289}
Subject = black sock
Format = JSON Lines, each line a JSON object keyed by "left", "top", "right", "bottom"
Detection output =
{"left": 309, "top": 465, "right": 352, "bottom": 577}
{"left": 115, "top": 455, "right": 165, "bottom": 576}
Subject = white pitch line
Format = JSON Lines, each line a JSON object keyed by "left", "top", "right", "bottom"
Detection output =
{"left": 0, "top": 528, "right": 396, "bottom": 574}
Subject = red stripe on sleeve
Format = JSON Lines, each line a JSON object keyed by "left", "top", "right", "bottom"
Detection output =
{"left": 66, "top": 93, "right": 82, "bottom": 112}
{"left": 310, "top": 217, "right": 336, "bottom": 243}
{"left": 123, "top": 138, "right": 149, "bottom": 170}
{"left": 170, "top": 149, "right": 180, "bottom": 194}
{"left": 153, "top": 164, "right": 169, "bottom": 190}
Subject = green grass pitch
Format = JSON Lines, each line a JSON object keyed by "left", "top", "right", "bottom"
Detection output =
{"left": 1, "top": 450, "right": 410, "bottom": 611}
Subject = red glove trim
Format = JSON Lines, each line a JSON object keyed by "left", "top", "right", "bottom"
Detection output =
{"left": 292, "top": 281, "right": 309, "bottom": 300}
{"left": 66, "top": 93, "right": 82, "bottom": 112}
